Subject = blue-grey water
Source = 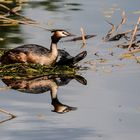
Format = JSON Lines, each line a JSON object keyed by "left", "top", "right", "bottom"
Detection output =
{"left": 0, "top": 0, "right": 140, "bottom": 140}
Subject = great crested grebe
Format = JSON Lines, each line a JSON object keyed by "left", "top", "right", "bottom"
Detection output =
{"left": 0, "top": 30, "right": 73, "bottom": 66}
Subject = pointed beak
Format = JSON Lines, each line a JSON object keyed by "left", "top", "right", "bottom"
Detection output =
{"left": 68, "top": 33, "right": 76, "bottom": 37}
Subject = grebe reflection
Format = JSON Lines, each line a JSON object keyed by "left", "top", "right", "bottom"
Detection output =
{"left": 2, "top": 75, "right": 87, "bottom": 114}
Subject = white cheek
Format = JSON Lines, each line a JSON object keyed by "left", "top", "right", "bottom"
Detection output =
{"left": 57, "top": 31, "right": 67, "bottom": 37}
{"left": 61, "top": 32, "right": 66, "bottom": 37}
{"left": 58, "top": 32, "right": 63, "bottom": 36}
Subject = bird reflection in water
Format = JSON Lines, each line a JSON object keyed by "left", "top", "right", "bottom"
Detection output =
{"left": 2, "top": 74, "right": 87, "bottom": 114}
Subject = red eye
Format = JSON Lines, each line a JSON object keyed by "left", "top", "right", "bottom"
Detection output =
{"left": 62, "top": 31, "right": 66, "bottom": 34}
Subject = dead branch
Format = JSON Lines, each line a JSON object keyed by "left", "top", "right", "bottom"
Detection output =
{"left": 0, "top": 108, "right": 16, "bottom": 118}
{"left": 80, "top": 27, "right": 86, "bottom": 48}
{"left": 105, "top": 20, "right": 116, "bottom": 35}
{"left": 128, "top": 17, "right": 140, "bottom": 50}
{"left": 116, "top": 11, "right": 127, "bottom": 30}
{"left": 103, "top": 20, "right": 116, "bottom": 41}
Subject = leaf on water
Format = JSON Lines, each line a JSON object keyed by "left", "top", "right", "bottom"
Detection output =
{"left": 120, "top": 53, "right": 133, "bottom": 59}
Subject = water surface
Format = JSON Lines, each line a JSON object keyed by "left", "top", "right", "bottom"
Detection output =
{"left": 0, "top": 0, "right": 140, "bottom": 140}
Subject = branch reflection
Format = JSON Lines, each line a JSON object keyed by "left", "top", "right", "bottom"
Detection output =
{"left": 2, "top": 74, "right": 87, "bottom": 114}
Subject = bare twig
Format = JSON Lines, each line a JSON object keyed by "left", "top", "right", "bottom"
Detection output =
{"left": 128, "top": 17, "right": 140, "bottom": 50}
{"left": 105, "top": 20, "right": 116, "bottom": 35}
{"left": 103, "top": 20, "right": 116, "bottom": 41}
{"left": 0, "top": 108, "right": 16, "bottom": 118}
{"left": 116, "top": 11, "right": 127, "bottom": 30}
{"left": 0, "top": 116, "right": 15, "bottom": 124}
{"left": 0, "top": 4, "right": 10, "bottom": 11}
{"left": 80, "top": 27, "right": 86, "bottom": 48}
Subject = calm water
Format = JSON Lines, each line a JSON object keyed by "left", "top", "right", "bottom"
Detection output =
{"left": 0, "top": 0, "right": 140, "bottom": 140}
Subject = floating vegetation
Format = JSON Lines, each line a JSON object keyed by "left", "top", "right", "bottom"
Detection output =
{"left": 0, "top": 48, "right": 79, "bottom": 78}
{"left": 0, "top": 62, "right": 78, "bottom": 78}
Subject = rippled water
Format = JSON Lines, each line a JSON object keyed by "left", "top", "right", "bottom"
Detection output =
{"left": 0, "top": 0, "right": 140, "bottom": 140}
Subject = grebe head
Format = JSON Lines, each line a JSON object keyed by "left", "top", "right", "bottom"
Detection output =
{"left": 51, "top": 29, "right": 74, "bottom": 43}
{"left": 51, "top": 29, "right": 74, "bottom": 38}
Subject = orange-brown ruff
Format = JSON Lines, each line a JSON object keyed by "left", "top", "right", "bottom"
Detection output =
{"left": 0, "top": 30, "right": 72, "bottom": 66}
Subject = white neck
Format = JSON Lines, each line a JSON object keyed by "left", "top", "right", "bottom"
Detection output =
{"left": 41, "top": 43, "right": 58, "bottom": 65}
{"left": 50, "top": 43, "right": 58, "bottom": 58}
